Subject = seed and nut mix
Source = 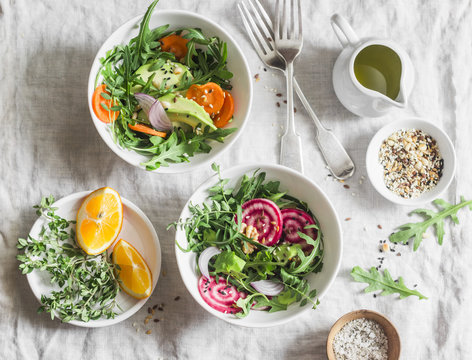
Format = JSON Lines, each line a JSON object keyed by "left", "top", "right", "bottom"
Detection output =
{"left": 379, "top": 129, "right": 443, "bottom": 199}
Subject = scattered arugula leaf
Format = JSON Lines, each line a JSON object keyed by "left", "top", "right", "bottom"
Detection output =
{"left": 17, "top": 196, "right": 120, "bottom": 322}
{"left": 389, "top": 197, "right": 472, "bottom": 251}
{"left": 351, "top": 266, "right": 427, "bottom": 300}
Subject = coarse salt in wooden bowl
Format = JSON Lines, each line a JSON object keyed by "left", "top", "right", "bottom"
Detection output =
{"left": 326, "top": 309, "right": 401, "bottom": 360}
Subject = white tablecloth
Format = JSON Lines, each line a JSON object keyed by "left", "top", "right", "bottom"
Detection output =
{"left": 1, "top": 0, "right": 471, "bottom": 359}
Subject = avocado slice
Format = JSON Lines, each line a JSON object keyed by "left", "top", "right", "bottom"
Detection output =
{"left": 133, "top": 61, "right": 192, "bottom": 92}
{"left": 158, "top": 93, "right": 217, "bottom": 131}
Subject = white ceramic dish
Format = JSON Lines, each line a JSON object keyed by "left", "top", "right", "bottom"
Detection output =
{"left": 87, "top": 10, "right": 252, "bottom": 173}
{"left": 174, "top": 164, "right": 343, "bottom": 327}
{"left": 366, "top": 118, "right": 456, "bottom": 206}
{"left": 26, "top": 191, "right": 161, "bottom": 328}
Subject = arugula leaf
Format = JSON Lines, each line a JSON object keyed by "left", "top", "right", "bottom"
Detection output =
{"left": 286, "top": 232, "right": 322, "bottom": 275}
{"left": 132, "top": 0, "right": 160, "bottom": 66}
{"left": 390, "top": 197, "right": 472, "bottom": 251}
{"left": 351, "top": 266, "right": 427, "bottom": 300}
{"left": 213, "top": 251, "right": 246, "bottom": 274}
{"left": 139, "top": 128, "right": 236, "bottom": 170}
{"left": 244, "top": 250, "right": 278, "bottom": 278}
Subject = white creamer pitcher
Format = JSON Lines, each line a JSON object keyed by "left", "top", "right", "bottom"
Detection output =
{"left": 331, "top": 14, "right": 414, "bottom": 118}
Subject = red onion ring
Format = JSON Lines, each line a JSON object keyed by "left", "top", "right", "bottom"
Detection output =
{"left": 134, "top": 93, "right": 173, "bottom": 132}
{"left": 250, "top": 280, "right": 284, "bottom": 296}
{"left": 198, "top": 246, "right": 222, "bottom": 280}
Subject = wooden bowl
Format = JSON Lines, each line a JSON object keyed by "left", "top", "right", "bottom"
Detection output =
{"left": 326, "top": 309, "right": 401, "bottom": 360}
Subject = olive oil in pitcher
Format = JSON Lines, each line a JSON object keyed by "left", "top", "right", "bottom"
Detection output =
{"left": 353, "top": 45, "right": 402, "bottom": 100}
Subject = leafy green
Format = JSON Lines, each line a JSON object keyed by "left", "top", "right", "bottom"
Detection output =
{"left": 96, "top": 1, "right": 236, "bottom": 171}
{"left": 214, "top": 251, "right": 246, "bottom": 274}
{"left": 389, "top": 197, "right": 472, "bottom": 251}
{"left": 170, "top": 164, "right": 324, "bottom": 318}
{"left": 132, "top": 0, "right": 160, "bottom": 65}
{"left": 351, "top": 266, "right": 427, "bottom": 300}
{"left": 285, "top": 231, "right": 322, "bottom": 275}
{"left": 17, "top": 196, "right": 121, "bottom": 322}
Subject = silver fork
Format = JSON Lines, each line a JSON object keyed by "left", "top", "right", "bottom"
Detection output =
{"left": 238, "top": 0, "right": 355, "bottom": 179}
{"left": 275, "top": 0, "right": 303, "bottom": 172}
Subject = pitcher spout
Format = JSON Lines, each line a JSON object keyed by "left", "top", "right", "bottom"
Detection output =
{"left": 392, "top": 86, "right": 408, "bottom": 108}
{"left": 373, "top": 92, "right": 406, "bottom": 113}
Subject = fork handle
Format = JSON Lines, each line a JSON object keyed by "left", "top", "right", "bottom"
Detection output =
{"left": 280, "top": 62, "right": 304, "bottom": 173}
{"left": 293, "top": 76, "right": 355, "bottom": 179}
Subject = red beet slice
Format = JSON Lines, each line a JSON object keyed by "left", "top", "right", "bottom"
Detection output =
{"left": 198, "top": 276, "right": 246, "bottom": 314}
{"left": 240, "top": 198, "right": 283, "bottom": 246}
{"left": 281, "top": 208, "right": 318, "bottom": 251}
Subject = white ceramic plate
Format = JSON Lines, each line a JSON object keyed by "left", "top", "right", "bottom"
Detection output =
{"left": 366, "top": 118, "right": 456, "bottom": 206}
{"left": 26, "top": 191, "right": 161, "bottom": 327}
{"left": 87, "top": 10, "right": 253, "bottom": 173}
{"left": 175, "top": 164, "right": 343, "bottom": 327}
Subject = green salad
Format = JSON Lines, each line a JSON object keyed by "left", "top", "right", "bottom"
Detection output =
{"left": 92, "top": 0, "right": 236, "bottom": 170}
{"left": 170, "top": 165, "right": 324, "bottom": 318}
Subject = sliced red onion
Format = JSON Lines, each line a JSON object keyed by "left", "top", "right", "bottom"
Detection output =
{"left": 198, "top": 246, "right": 222, "bottom": 280}
{"left": 134, "top": 93, "right": 173, "bottom": 132}
{"left": 134, "top": 93, "right": 155, "bottom": 114}
{"left": 250, "top": 280, "right": 284, "bottom": 296}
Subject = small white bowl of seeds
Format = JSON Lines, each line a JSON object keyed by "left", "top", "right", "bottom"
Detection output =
{"left": 366, "top": 118, "right": 456, "bottom": 205}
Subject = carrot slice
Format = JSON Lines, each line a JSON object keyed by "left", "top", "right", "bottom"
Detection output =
{"left": 159, "top": 34, "right": 189, "bottom": 59}
{"left": 92, "top": 84, "right": 119, "bottom": 123}
{"left": 212, "top": 91, "right": 235, "bottom": 128}
{"left": 128, "top": 123, "right": 166, "bottom": 138}
{"left": 186, "top": 82, "right": 225, "bottom": 115}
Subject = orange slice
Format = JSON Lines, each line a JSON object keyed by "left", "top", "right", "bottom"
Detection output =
{"left": 112, "top": 239, "right": 152, "bottom": 299}
{"left": 76, "top": 187, "right": 123, "bottom": 255}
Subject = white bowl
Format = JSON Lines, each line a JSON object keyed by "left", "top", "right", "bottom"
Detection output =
{"left": 174, "top": 164, "right": 343, "bottom": 327}
{"left": 366, "top": 118, "right": 456, "bottom": 206}
{"left": 87, "top": 10, "right": 252, "bottom": 173}
{"left": 26, "top": 191, "right": 161, "bottom": 327}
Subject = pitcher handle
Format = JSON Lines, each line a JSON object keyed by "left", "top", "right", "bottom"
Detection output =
{"left": 331, "top": 14, "right": 360, "bottom": 47}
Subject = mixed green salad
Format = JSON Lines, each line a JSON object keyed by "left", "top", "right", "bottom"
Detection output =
{"left": 92, "top": 0, "right": 236, "bottom": 170}
{"left": 170, "top": 165, "right": 324, "bottom": 318}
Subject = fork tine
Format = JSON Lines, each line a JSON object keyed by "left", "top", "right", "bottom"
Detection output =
{"left": 253, "top": 0, "right": 274, "bottom": 35}
{"left": 297, "top": 0, "right": 302, "bottom": 38}
{"left": 247, "top": 0, "right": 274, "bottom": 50}
{"left": 282, "top": 0, "right": 288, "bottom": 39}
{"left": 290, "top": 0, "right": 295, "bottom": 40}
{"left": 254, "top": 0, "right": 274, "bottom": 35}
{"left": 238, "top": 2, "right": 271, "bottom": 56}
{"left": 275, "top": 0, "right": 281, "bottom": 39}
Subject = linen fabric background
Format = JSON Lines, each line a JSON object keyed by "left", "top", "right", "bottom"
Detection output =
{"left": 1, "top": 0, "right": 471, "bottom": 359}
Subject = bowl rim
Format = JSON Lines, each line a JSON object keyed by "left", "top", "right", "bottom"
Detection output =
{"left": 365, "top": 117, "right": 456, "bottom": 206}
{"left": 174, "top": 163, "right": 343, "bottom": 327}
{"left": 326, "top": 309, "right": 401, "bottom": 360}
{"left": 87, "top": 9, "right": 253, "bottom": 174}
{"left": 26, "top": 190, "right": 161, "bottom": 328}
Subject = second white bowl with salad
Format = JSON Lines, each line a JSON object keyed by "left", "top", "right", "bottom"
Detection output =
{"left": 173, "top": 164, "right": 343, "bottom": 327}
{"left": 88, "top": 4, "right": 252, "bottom": 173}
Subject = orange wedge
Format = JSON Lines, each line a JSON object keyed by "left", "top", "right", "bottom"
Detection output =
{"left": 112, "top": 239, "right": 152, "bottom": 299}
{"left": 76, "top": 187, "right": 123, "bottom": 255}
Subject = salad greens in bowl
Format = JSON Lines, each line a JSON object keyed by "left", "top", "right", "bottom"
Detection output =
{"left": 172, "top": 164, "right": 343, "bottom": 327}
{"left": 87, "top": 1, "right": 252, "bottom": 173}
